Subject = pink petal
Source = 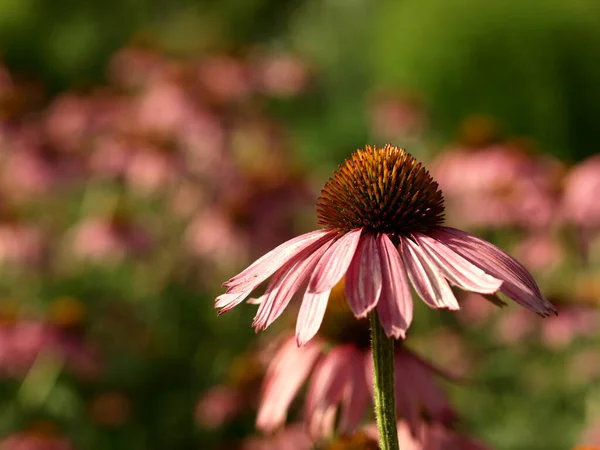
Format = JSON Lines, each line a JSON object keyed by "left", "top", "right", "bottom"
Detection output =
{"left": 400, "top": 237, "right": 460, "bottom": 310}
{"left": 247, "top": 295, "right": 265, "bottom": 305}
{"left": 308, "top": 228, "right": 362, "bottom": 293}
{"left": 253, "top": 237, "right": 334, "bottom": 331}
{"left": 338, "top": 349, "right": 370, "bottom": 435}
{"left": 376, "top": 234, "right": 413, "bottom": 339}
{"left": 414, "top": 233, "right": 503, "bottom": 294}
{"left": 224, "top": 229, "right": 336, "bottom": 294}
{"left": 304, "top": 346, "right": 352, "bottom": 439}
{"left": 215, "top": 291, "right": 253, "bottom": 314}
{"left": 256, "top": 337, "right": 322, "bottom": 433}
{"left": 345, "top": 234, "right": 383, "bottom": 318}
{"left": 431, "top": 227, "right": 556, "bottom": 316}
{"left": 395, "top": 349, "right": 456, "bottom": 429}
{"left": 296, "top": 289, "right": 332, "bottom": 346}
{"left": 394, "top": 352, "right": 421, "bottom": 432}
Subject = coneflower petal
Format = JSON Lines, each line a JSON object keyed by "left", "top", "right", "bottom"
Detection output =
{"left": 432, "top": 227, "right": 556, "bottom": 316}
{"left": 215, "top": 291, "right": 254, "bottom": 314}
{"left": 296, "top": 289, "right": 332, "bottom": 346}
{"left": 413, "top": 233, "right": 503, "bottom": 294}
{"left": 308, "top": 228, "right": 362, "bottom": 294}
{"left": 401, "top": 237, "right": 460, "bottom": 310}
{"left": 253, "top": 237, "right": 335, "bottom": 331}
{"left": 224, "top": 229, "right": 336, "bottom": 294}
{"left": 376, "top": 234, "right": 413, "bottom": 339}
{"left": 345, "top": 234, "right": 383, "bottom": 318}
{"left": 338, "top": 349, "right": 370, "bottom": 435}
{"left": 304, "top": 346, "right": 352, "bottom": 438}
{"left": 256, "top": 338, "right": 322, "bottom": 433}
{"left": 394, "top": 349, "right": 456, "bottom": 433}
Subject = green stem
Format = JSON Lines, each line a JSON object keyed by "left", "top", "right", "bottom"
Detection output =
{"left": 369, "top": 311, "right": 399, "bottom": 450}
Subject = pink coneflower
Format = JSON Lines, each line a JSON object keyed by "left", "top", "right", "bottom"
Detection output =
{"left": 255, "top": 282, "right": 457, "bottom": 439}
{"left": 431, "top": 143, "right": 562, "bottom": 230}
{"left": 217, "top": 145, "right": 556, "bottom": 345}
{"left": 256, "top": 335, "right": 456, "bottom": 439}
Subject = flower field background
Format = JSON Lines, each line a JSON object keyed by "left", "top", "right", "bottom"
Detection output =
{"left": 0, "top": 0, "right": 600, "bottom": 449}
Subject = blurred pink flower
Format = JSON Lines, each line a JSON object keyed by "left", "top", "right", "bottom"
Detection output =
{"left": 256, "top": 336, "right": 456, "bottom": 439}
{"left": 133, "top": 79, "right": 192, "bottom": 138}
{"left": 494, "top": 308, "right": 535, "bottom": 346}
{"left": 108, "top": 47, "right": 170, "bottom": 89}
{"left": 496, "top": 305, "right": 596, "bottom": 350}
{"left": 513, "top": 232, "right": 564, "bottom": 272}
{"left": 44, "top": 94, "right": 91, "bottom": 152}
{"left": 0, "top": 320, "right": 99, "bottom": 378}
{"left": 70, "top": 217, "right": 151, "bottom": 264}
{"left": 125, "top": 145, "right": 180, "bottom": 195}
{"left": 177, "top": 109, "right": 225, "bottom": 178}
{"left": 254, "top": 53, "right": 311, "bottom": 98}
{"left": 0, "top": 148, "right": 56, "bottom": 200}
{"left": 0, "top": 432, "right": 73, "bottom": 450}
{"left": 241, "top": 424, "right": 312, "bottom": 450}
{"left": 578, "top": 417, "right": 600, "bottom": 448}
{"left": 217, "top": 146, "right": 554, "bottom": 346}
{"left": 0, "top": 223, "right": 44, "bottom": 266}
{"left": 563, "top": 155, "right": 600, "bottom": 228}
{"left": 455, "top": 293, "right": 498, "bottom": 328}
{"left": 432, "top": 144, "right": 562, "bottom": 229}
{"left": 88, "top": 134, "right": 132, "bottom": 178}
{"left": 369, "top": 93, "right": 426, "bottom": 141}
{"left": 195, "top": 385, "right": 243, "bottom": 430}
{"left": 196, "top": 56, "right": 252, "bottom": 104}
{"left": 539, "top": 307, "right": 597, "bottom": 350}
{"left": 185, "top": 208, "right": 249, "bottom": 276}
{"left": 364, "top": 420, "right": 491, "bottom": 450}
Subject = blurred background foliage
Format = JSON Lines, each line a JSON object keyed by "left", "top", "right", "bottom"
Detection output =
{"left": 0, "top": 0, "right": 599, "bottom": 449}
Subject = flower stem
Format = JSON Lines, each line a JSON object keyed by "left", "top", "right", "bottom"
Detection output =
{"left": 369, "top": 311, "right": 399, "bottom": 450}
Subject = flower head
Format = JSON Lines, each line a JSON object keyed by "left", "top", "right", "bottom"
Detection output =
{"left": 217, "top": 144, "right": 556, "bottom": 345}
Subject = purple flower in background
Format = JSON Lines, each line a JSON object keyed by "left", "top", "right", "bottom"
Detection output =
{"left": 563, "top": 154, "right": 600, "bottom": 228}
{"left": 217, "top": 145, "right": 555, "bottom": 345}
{"left": 0, "top": 319, "right": 99, "bottom": 378}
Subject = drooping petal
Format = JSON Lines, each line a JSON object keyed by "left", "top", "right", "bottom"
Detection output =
{"left": 253, "top": 237, "right": 334, "bottom": 331}
{"left": 256, "top": 337, "right": 322, "bottom": 433}
{"left": 431, "top": 227, "right": 556, "bottom": 316}
{"left": 400, "top": 237, "right": 460, "bottom": 310}
{"left": 304, "top": 346, "right": 353, "bottom": 439}
{"left": 345, "top": 234, "right": 383, "bottom": 318}
{"left": 376, "top": 234, "right": 413, "bottom": 339}
{"left": 413, "top": 233, "right": 503, "bottom": 294}
{"left": 308, "top": 228, "right": 362, "bottom": 293}
{"left": 338, "top": 349, "right": 370, "bottom": 435}
{"left": 395, "top": 348, "right": 457, "bottom": 432}
{"left": 296, "top": 289, "right": 332, "bottom": 346}
{"left": 224, "top": 229, "right": 336, "bottom": 293}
